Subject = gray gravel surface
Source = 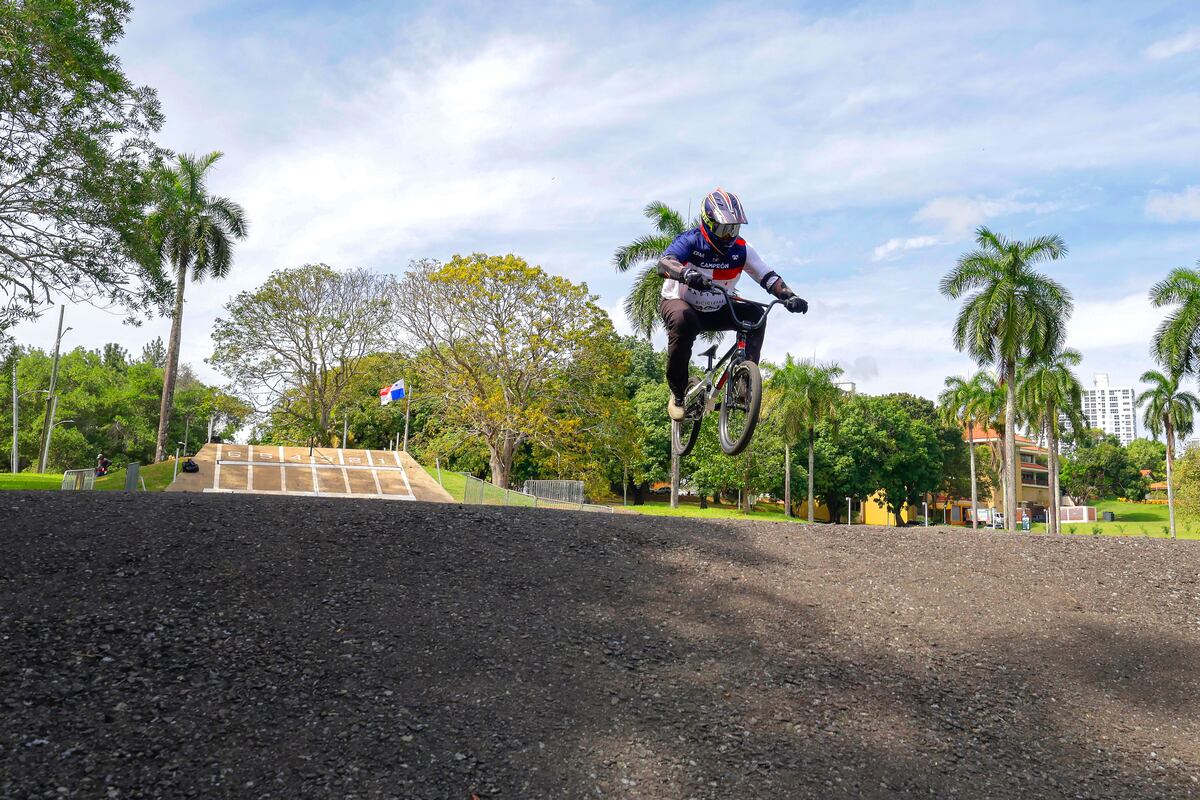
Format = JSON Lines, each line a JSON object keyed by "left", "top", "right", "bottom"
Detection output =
{"left": 2, "top": 492, "right": 1199, "bottom": 799}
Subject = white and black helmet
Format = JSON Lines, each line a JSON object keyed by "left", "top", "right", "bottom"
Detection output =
{"left": 700, "top": 187, "right": 748, "bottom": 244}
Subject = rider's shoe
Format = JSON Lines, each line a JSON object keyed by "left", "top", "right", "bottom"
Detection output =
{"left": 667, "top": 395, "right": 686, "bottom": 421}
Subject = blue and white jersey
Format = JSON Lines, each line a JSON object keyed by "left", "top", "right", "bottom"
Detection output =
{"left": 659, "top": 227, "right": 777, "bottom": 311}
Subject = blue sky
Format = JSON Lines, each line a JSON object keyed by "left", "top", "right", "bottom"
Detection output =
{"left": 12, "top": 0, "right": 1200, "bottom": 400}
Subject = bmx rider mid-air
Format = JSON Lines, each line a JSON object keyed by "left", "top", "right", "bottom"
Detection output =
{"left": 657, "top": 187, "right": 808, "bottom": 421}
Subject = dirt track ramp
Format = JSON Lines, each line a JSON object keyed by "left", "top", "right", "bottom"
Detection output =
{"left": 166, "top": 443, "right": 452, "bottom": 502}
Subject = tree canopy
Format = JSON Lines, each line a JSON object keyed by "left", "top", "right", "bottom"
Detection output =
{"left": 0, "top": 0, "right": 169, "bottom": 332}
{"left": 392, "top": 254, "right": 630, "bottom": 488}
{"left": 210, "top": 263, "right": 392, "bottom": 446}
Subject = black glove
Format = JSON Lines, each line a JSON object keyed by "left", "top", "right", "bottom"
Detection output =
{"left": 784, "top": 294, "right": 808, "bottom": 314}
{"left": 681, "top": 267, "right": 711, "bottom": 290}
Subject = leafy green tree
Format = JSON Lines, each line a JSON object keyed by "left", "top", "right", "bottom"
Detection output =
{"left": 1137, "top": 368, "right": 1200, "bottom": 538}
{"left": 1017, "top": 348, "right": 1084, "bottom": 535}
{"left": 940, "top": 227, "right": 1071, "bottom": 530}
{"left": 211, "top": 264, "right": 392, "bottom": 447}
{"left": 688, "top": 407, "right": 788, "bottom": 513}
{"left": 140, "top": 336, "right": 166, "bottom": 368}
{"left": 393, "top": 254, "right": 628, "bottom": 488}
{"left": 1126, "top": 438, "right": 1166, "bottom": 480}
{"left": 1170, "top": 446, "right": 1200, "bottom": 526}
{"left": 872, "top": 396, "right": 944, "bottom": 524}
{"left": 769, "top": 356, "right": 843, "bottom": 521}
{"left": 1149, "top": 262, "right": 1200, "bottom": 373}
{"left": 6, "top": 341, "right": 235, "bottom": 471}
{"left": 0, "top": 0, "right": 168, "bottom": 332}
{"left": 1060, "top": 433, "right": 1139, "bottom": 505}
{"left": 101, "top": 343, "right": 129, "bottom": 372}
{"left": 612, "top": 202, "right": 695, "bottom": 337}
{"left": 149, "top": 151, "right": 248, "bottom": 462}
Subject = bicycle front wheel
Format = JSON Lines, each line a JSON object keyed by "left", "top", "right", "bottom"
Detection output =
{"left": 719, "top": 361, "right": 762, "bottom": 455}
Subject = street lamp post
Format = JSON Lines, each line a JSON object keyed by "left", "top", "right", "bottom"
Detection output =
{"left": 923, "top": 501, "right": 929, "bottom": 527}
{"left": 11, "top": 379, "right": 48, "bottom": 474}
{"left": 846, "top": 496, "right": 852, "bottom": 526}
{"left": 37, "top": 306, "right": 71, "bottom": 473}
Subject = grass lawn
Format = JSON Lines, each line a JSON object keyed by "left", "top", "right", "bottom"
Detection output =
{"left": 616, "top": 495, "right": 805, "bottom": 523}
{"left": 95, "top": 460, "right": 178, "bottom": 492}
{"left": 1029, "top": 499, "right": 1200, "bottom": 539}
{"left": 1, "top": 460, "right": 180, "bottom": 492}
{"left": 0, "top": 473, "right": 63, "bottom": 490}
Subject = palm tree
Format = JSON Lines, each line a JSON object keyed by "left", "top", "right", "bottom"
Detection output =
{"left": 1149, "top": 262, "right": 1200, "bottom": 373}
{"left": 1137, "top": 368, "right": 1200, "bottom": 539}
{"left": 1017, "top": 348, "right": 1084, "bottom": 536}
{"left": 940, "top": 227, "right": 1071, "bottom": 532}
{"left": 769, "top": 356, "right": 844, "bottom": 522}
{"left": 149, "top": 152, "right": 248, "bottom": 462}
{"left": 612, "top": 201, "right": 695, "bottom": 338}
{"left": 938, "top": 371, "right": 993, "bottom": 529}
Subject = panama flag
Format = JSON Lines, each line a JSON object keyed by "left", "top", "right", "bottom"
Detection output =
{"left": 379, "top": 378, "right": 406, "bottom": 406}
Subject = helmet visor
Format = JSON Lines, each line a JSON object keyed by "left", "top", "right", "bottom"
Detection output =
{"left": 710, "top": 221, "right": 741, "bottom": 240}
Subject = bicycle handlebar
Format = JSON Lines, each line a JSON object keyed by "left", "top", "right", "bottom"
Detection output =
{"left": 707, "top": 283, "right": 782, "bottom": 330}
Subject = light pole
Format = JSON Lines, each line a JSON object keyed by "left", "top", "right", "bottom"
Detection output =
{"left": 923, "top": 500, "right": 929, "bottom": 527}
{"left": 12, "top": 383, "right": 48, "bottom": 474}
{"left": 846, "top": 496, "right": 851, "bottom": 526}
{"left": 37, "top": 307, "right": 71, "bottom": 473}
{"left": 172, "top": 441, "right": 184, "bottom": 481}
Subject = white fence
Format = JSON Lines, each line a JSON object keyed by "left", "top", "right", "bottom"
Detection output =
{"left": 452, "top": 473, "right": 612, "bottom": 513}
{"left": 522, "top": 479, "right": 585, "bottom": 505}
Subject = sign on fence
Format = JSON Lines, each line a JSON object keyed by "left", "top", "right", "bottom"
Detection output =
{"left": 61, "top": 469, "right": 95, "bottom": 491}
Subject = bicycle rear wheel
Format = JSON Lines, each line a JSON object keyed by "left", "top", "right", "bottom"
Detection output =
{"left": 719, "top": 361, "right": 762, "bottom": 455}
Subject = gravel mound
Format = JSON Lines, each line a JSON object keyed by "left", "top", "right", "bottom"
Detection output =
{"left": 3, "top": 492, "right": 1199, "bottom": 799}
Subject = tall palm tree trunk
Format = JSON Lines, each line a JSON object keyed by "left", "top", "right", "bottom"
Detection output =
{"left": 155, "top": 262, "right": 187, "bottom": 462}
{"left": 807, "top": 433, "right": 816, "bottom": 524}
{"left": 1004, "top": 360, "right": 1018, "bottom": 532}
{"left": 784, "top": 444, "right": 792, "bottom": 517}
{"left": 1047, "top": 402, "right": 1059, "bottom": 536}
{"left": 967, "top": 428, "right": 978, "bottom": 529}
{"left": 1166, "top": 417, "right": 1177, "bottom": 540}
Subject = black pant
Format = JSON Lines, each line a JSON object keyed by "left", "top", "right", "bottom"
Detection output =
{"left": 660, "top": 298, "right": 765, "bottom": 400}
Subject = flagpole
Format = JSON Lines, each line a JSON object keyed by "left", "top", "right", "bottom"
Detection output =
{"left": 402, "top": 384, "right": 411, "bottom": 452}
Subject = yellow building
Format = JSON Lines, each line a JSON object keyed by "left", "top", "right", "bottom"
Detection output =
{"left": 933, "top": 425, "right": 1053, "bottom": 525}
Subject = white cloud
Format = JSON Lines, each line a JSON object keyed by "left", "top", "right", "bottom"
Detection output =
{"left": 913, "top": 195, "right": 1061, "bottom": 239}
{"left": 1146, "top": 28, "right": 1200, "bottom": 60}
{"left": 872, "top": 235, "right": 940, "bottom": 262}
{"left": 1146, "top": 186, "right": 1200, "bottom": 223}
{"left": 1067, "top": 293, "right": 1160, "bottom": 352}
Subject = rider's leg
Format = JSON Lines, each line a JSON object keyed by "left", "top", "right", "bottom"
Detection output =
{"left": 660, "top": 298, "right": 701, "bottom": 401}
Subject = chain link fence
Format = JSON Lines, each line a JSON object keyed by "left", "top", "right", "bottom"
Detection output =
{"left": 440, "top": 471, "right": 612, "bottom": 513}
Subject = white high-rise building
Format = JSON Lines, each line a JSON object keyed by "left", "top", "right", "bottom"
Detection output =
{"left": 1079, "top": 374, "right": 1137, "bottom": 445}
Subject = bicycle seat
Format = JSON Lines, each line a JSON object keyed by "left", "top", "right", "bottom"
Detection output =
{"left": 698, "top": 344, "right": 718, "bottom": 360}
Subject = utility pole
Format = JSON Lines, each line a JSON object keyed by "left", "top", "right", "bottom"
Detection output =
{"left": 10, "top": 360, "right": 17, "bottom": 474}
{"left": 37, "top": 306, "right": 66, "bottom": 473}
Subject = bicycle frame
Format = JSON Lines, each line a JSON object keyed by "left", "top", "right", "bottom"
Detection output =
{"left": 680, "top": 287, "right": 781, "bottom": 417}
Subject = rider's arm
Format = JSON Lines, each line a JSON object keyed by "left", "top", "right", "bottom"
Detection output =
{"left": 744, "top": 243, "right": 796, "bottom": 298}
{"left": 656, "top": 253, "right": 687, "bottom": 282}
{"left": 656, "top": 231, "right": 700, "bottom": 282}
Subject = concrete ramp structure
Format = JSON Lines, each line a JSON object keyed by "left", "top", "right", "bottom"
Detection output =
{"left": 166, "top": 443, "right": 453, "bottom": 502}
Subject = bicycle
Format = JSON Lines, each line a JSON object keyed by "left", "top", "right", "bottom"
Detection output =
{"left": 671, "top": 284, "right": 783, "bottom": 457}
